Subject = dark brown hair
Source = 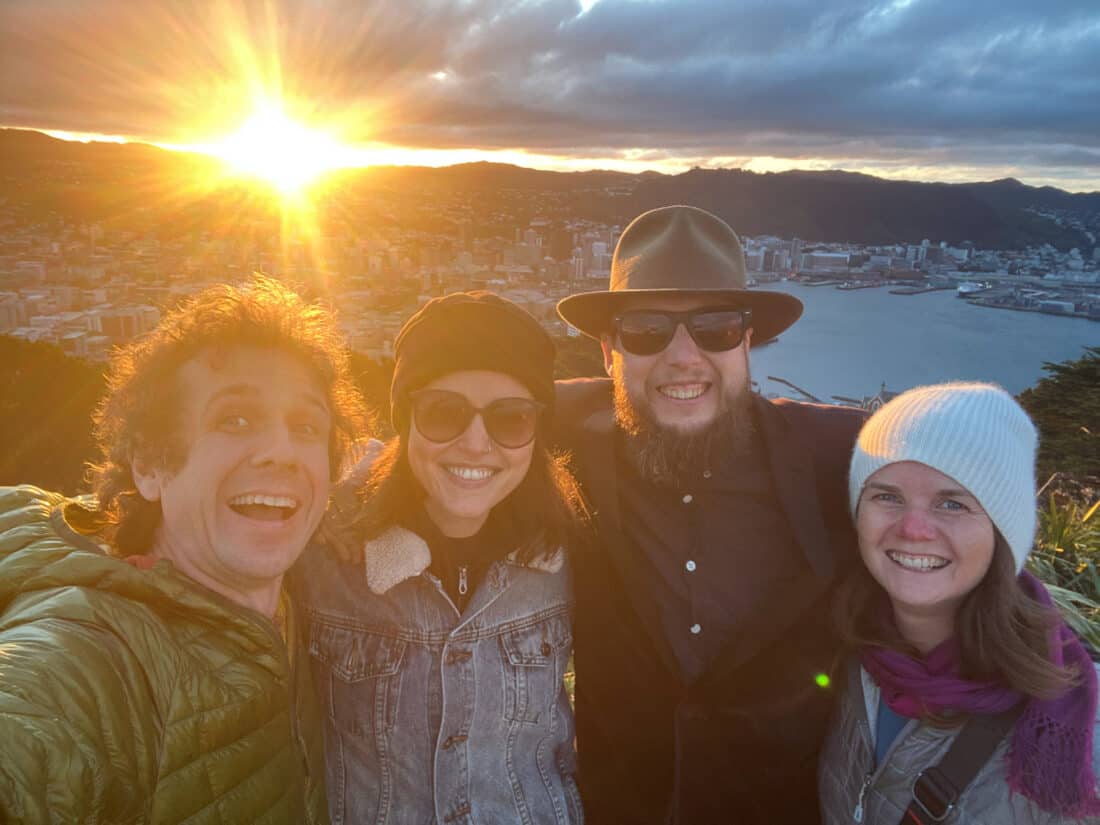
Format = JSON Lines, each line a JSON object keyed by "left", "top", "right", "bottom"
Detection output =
{"left": 85, "top": 275, "right": 369, "bottom": 555}
{"left": 331, "top": 425, "right": 588, "bottom": 565}
{"left": 833, "top": 534, "right": 1079, "bottom": 705}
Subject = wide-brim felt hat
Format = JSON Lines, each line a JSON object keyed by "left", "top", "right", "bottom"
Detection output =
{"left": 556, "top": 205, "right": 803, "bottom": 345}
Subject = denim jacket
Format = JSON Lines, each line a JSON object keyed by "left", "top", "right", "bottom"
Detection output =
{"left": 299, "top": 527, "right": 582, "bottom": 825}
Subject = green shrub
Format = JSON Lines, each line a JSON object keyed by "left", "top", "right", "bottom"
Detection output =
{"left": 1027, "top": 478, "right": 1100, "bottom": 649}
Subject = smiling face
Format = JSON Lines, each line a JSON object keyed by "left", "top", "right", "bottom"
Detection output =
{"left": 856, "top": 461, "right": 997, "bottom": 642}
{"left": 133, "top": 346, "right": 332, "bottom": 609}
{"left": 406, "top": 370, "right": 536, "bottom": 538}
{"left": 601, "top": 294, "right": 753, "bottom": 436}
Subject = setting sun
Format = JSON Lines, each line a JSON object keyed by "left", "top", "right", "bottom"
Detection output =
{"left": 205, "top": 102, "right": 359, "bottom": 195}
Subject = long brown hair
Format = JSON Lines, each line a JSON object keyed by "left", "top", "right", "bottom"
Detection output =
{"left": 330, "top": 426, "right": 589, "bottom": 565}
{"left": 833, "top": 534, "right": 1079, "bottom": 703}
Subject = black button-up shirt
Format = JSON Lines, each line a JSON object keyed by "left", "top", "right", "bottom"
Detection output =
{"left": 616, "top": 427, "right": 807, "bottom": 684}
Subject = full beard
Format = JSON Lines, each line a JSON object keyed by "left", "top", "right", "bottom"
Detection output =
{"left": 613, "top": 378, "right": 757, "bottom": 488}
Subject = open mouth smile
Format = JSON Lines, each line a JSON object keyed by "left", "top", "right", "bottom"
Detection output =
{"left": 444, "top": 465, "right": 498, "bottom": 482}
{"left": 227, "top": 493, "right": 300, "bottom": 522}
{"left": 887, "top": 550, "right": 950, "bottom": 571}
{"left": 658, "top": 382, "right": 710, "bottom": 401}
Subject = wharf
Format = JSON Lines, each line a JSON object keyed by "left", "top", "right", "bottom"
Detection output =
{"left": 970, "top": 298, "right": 1097, "bottom": 321}
{"left": 889, "top": 286, "right": 954, "bottom": 295}
{"left": 837, "top": 282, "right": 884, "bottom": 290}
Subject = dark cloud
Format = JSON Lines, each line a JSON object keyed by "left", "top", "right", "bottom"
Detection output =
{"left": 1, "top": 0, "right": 1098, "bottom": 186}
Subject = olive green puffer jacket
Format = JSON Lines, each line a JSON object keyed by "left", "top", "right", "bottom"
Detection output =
{"left": 0, "top": 486, "right": 329, "bottom": 824}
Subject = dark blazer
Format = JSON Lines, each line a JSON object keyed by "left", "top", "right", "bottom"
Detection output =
{"left": 554, "top": 377, "right": 866, "bottom": 825}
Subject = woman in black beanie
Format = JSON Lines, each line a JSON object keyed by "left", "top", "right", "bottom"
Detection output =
{"left": 301, "top": 291, "right": 588, "bottom": 825}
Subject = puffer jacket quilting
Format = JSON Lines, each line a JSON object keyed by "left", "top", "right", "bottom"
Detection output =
{"left": 0, "top": 485, "right": 329, "bottom": 824}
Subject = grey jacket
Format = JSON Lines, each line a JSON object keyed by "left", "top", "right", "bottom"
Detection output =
{"left": 298, "top": 527, "right": 581, "bottom": 825}
{"left": 819, "top": 658, "right": 1100, "bottom": 825}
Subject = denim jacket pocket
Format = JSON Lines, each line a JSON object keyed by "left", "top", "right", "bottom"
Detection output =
{"left": 500, "top": 612, "right": 572, "bottom": 725}
{"left": 309, "top": 617, "right": 406, "bottom": 738}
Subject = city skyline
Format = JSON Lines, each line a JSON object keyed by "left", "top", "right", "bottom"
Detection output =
{"left": 2, "top": 0, "right": 1100, "bottom": 192}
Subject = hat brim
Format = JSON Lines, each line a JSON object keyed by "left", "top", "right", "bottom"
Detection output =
{"left": 556, "top": 288, "right": 803, "bottom": 347}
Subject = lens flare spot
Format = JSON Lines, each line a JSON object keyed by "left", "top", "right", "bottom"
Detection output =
{"left": 815, "top": 673, "right": 831, "bottom": 689}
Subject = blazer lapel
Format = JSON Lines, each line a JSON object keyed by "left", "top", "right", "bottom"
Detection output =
{"left": 694, "top": 397, "right": 838, "bottom": 689}
{"left": 756, "top": 395, "right": 836, "bottom": 580}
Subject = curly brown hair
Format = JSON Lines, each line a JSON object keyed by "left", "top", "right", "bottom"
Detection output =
{"left": 85, "top": 275, "right": 369, "bottom": 555}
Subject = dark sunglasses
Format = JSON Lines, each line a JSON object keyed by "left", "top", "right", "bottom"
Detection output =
{"left": 409, "top": 389, "right": 544, "bottom": 449}
{"left": 613, "top": 307, "right": 752, "bottom": 356}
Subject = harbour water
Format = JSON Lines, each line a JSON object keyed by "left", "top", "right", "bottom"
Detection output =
{"left": 748, "top": 282, "right": 1099, "bottom": 402}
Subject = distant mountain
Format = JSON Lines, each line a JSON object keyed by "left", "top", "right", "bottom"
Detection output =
{"left": 0, "top": 130, "right": 642, "bottom": 193}
{"left": 2, "top": 129, "right": 1096, "bottom": 250}
{"left": 347, "top": 160, "right": 645, "bottom": 192}
{"left": 0, "top": 127, "right": 221, "bottom": 181}
{"left": 629, "top": 168, "right": 1099, "bottom": 250}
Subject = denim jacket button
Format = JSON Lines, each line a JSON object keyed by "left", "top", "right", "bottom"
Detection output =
{"left": 540, "top": 642, "right": 553, "bottom": 657}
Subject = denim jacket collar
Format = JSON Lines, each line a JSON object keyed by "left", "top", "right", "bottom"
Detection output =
{"left": 364, "top": 526, "right": 565, "bottom": 596}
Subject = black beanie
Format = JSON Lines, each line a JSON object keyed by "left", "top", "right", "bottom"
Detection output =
{"left": 390, "top": 291, "right": 556, "bottom": 432}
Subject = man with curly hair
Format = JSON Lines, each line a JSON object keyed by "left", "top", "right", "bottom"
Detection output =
{"left": 0, "top": 276, "right": 367, "bottom": 824}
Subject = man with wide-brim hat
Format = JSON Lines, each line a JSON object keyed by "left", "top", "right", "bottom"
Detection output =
{"left": 557, "top": 203, "right": 802, "bottom": 345}
{"left": 553, "top": 205, "right": 867, "bottom": 825}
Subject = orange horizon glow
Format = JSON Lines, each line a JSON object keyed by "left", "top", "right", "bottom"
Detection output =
{"left": 8, "top": 124, "right": 1097, "bottom": 194}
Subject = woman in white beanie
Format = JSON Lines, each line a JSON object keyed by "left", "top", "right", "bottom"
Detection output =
{"left": 819, "top": 382, "right": 1100, "bottom": 825}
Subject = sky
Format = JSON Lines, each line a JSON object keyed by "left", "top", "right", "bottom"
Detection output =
{"left": 2, "top": 0, "right": 1100, "bottom": 191}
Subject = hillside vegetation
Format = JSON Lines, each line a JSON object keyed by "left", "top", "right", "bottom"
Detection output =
{"left": 1019, "top": 346, "right": 1100, "bottom": 645}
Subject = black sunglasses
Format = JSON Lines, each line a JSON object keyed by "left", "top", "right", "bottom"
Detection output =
{"left": 409, "top": 389, "right": 544, "bottom": 449}
{"left": 613, "top": 307, "right": 752, "bottom": 356}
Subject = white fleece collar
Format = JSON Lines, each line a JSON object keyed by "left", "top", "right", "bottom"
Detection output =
{"left": 363, "top": 526, "right": 564, "bottom": 595}
{"left": 364, "top": 526, "right": 432, "bottom": 595}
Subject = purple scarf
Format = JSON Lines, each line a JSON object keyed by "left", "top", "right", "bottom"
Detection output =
{"left": 861, "top": 571, "right": 1100, "bottom": 818}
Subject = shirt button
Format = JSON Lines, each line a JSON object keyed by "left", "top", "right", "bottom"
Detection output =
{"left": 702, "top": 470, "right": 712, "bottom": 479}
{"left": 682, "top": 494, "right": 693, "bottom": 504}
{"left": 685, "top": 560, "right": 697, "bottom": 572}
{"left": 690, "top": 623, "right": 702, "bottom": 635}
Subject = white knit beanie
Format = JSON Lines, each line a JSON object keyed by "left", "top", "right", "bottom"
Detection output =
{"left": 848, "top": 382, "right": 1039, "bottom": 571}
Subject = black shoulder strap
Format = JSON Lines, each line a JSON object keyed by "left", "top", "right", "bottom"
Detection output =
{"left": 898, "top": 704, "right": 1023, "bottom": 824}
